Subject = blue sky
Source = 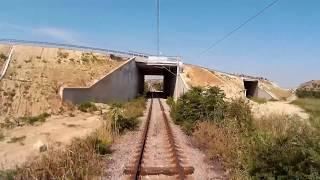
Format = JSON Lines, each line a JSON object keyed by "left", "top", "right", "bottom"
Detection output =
{"left": 0, "top": 0, "right": 319, "bottom": 88}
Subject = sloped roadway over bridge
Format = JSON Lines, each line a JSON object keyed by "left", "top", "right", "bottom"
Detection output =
{"left": 61, "top": 57, "right": 189, "bottom": 104}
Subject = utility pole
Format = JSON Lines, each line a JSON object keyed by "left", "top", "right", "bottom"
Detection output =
{"left": 157, "top": 0, "right": 160, "bottom": 56}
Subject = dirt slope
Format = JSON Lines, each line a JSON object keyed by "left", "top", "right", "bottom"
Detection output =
{"left": 181, "top": 64, "right": 309, "bottom": 119}
{"left": 182, "top": 65, "right": 245, "bottom": 99}
{"left": 182, "top": 64, "right": 292, "bottom": 100}
{"left": 0, "top": 44, "right": 124, "bottom": 122}
{"left": 298, "top": 80, "right": 320, "bottom": 91}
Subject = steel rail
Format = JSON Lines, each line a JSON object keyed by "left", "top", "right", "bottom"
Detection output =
{"left": 131, "top": 96, "right": 153, "bottom": 180}
{"left": 158, "top": 98, "right": 186, "bottom": 180}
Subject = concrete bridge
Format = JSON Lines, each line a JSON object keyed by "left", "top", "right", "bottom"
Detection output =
{"left": 61, "top": 57, "right": 189, "bottom": 104}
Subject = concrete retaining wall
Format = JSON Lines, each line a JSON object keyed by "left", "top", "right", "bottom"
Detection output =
{"left": 257, "top": 87, "right": 274, "bottom": 100}
{"left": 173, "top": 74, "right": 190, "bottom": 100}
{"left": 62, "top": 57, "right": 141, "bottom": 104}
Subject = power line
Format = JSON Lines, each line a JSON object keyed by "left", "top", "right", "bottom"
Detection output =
{"left": 198, "top": 0, "right": 280, "bottom": 56}
{"left": 157, "top": 0, "right": 160, "bottom": 56}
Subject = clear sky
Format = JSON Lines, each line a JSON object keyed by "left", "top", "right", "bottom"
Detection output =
{"left": 0, "top": 0, "right": 319, "bottom": 88}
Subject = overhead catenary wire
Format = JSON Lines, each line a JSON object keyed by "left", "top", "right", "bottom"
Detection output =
{"left": 198, "top": 0, "right": 280, "bottom": 56}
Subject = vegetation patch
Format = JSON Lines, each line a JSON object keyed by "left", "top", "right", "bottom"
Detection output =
{"left": 296, "top": 89, "right": 320, "bottom": 99}
{"left": 78, "top": 102, "right": 98, "bottom": 112}
{"left": 170, "top": 86, "right": 320, "bottom": 179}
{"left": 8, "top": 136, "right": 26, "bottom": 144}
{"left": 4, "top": 96, "right": 145, "bottom": 179}
{"left": 57, "top": 51, "right": 69, "bottom": 59}
{"left": 18, "top": 112, "right": 51, "bottom": 125}
{"left": 106, "top": 97, "right": 145, "bottom": 134}
{"left": 0, "top": 131, "right": 5, "bottom": 141}
{"left": 109, "top": 54, "right": 123, "bottom": 61}
{"left": 250, "top": 97, "right": 267, "bottom": 104}
{"left": 0, "top": 169, "right": 16, "bottom": 180}
{"left": 13, "top": 126, "right": 112, "bottom": 179}
{"left": 153, "top": 81, "right": 163, "bottom": 91}
{"left": 291, "top": 98, "right": 320, "bottom": 128}
{"left": 0, "top": 52, "right": 7, "bottom": 60}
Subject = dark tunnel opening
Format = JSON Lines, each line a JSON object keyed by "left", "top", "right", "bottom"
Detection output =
{"left": 243, "top": 80, "right": 258, "bottom": 98}
{"left": 136, "top": 62, "right": 177, "bottom": 99}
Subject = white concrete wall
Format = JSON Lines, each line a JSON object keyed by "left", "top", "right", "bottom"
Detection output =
{"left": 173, "top": 73, "right": 190, "bottom": 100}
{"left": 62, "top": 57, "right": 140, "bottom": 104}
{"left": 257, "top": 87, "right": 274, "bottom": 100}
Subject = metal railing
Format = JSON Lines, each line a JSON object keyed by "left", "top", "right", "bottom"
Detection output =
{"left": 0, "top": 39, "right": 153, "bottom": 58}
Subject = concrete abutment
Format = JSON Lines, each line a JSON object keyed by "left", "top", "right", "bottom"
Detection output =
{"left": 61, "top": 58, "right": 189, "bottom": 104}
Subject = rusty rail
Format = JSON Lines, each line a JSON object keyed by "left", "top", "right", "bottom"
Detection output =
{"left": 124, "top": 97, "right": 194, "bottom": 179}
{"left": 130, "top": 97, "right": 153, "bottom": 180}
{"left": 158, "top": 98, "right": 186, "bottom": 180}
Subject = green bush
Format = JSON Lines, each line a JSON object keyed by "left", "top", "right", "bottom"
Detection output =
{"left": 153, "top": 82, "right": 163, "bottom": 91}
{"left": 296, "top": 89, "right": 320, "bottom": 99}
{"left": 78, "top": 102, "right": 98, "bottom": 112}
{"left": 226, "top": 98, "right": 254, "bottom": 134}
{"left": 249, "top": 126, "right": 320, "bottom": 178}
{"left": 93, "top": 139, "right": 112, "bottom": 155}
{"left": 0, "top": 169, "right": 16, "bottom": 180}
{"left": 173, "top": 86, "right": 320, "bottom": 178}
{"left": 107, "top": 97, "right": 145, "bottom": 134}
{"left": 172, "top": 86, "right": 227, "bottom": 133}
{"left": 292, "top": 98, "right": 320, "bottom": 129}
{"left": 166, "top": 96, "right": 174, "bottom": 107}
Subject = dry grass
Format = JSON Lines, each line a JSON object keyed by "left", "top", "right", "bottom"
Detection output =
{"left": 193, "top": 122, "right": 239, "bottom": 164}
{"left": 0, "top": 131, "right": 5, "bottom": 142}
{"left": 253, "top": 113, "right": 303, "bottom": 137}
{"left": 14, "top": 122, "right": 112, "bottom": 179}
{"left": 250, "top": 97, "right": 267, "bottom": 104}
{"left": 123, "top": 97, "right": 146, "bottom": 119}
{"left": 8, "top": 136, "right": 26, "bottom": 143}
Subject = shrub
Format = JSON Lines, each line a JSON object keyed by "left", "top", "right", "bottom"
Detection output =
{"left": 106, "top": 97, "right": 145, "bottom": 134}
{"left": 153, "top": 82, "right": 163, "bottom": 91}
{"left": 0, "top": 53, "right": 7, "bottom": 60}
{"left": 193, "top": 121, "right": 247, "bottom": 170}
{"left": 166, "top": 96, "right": 174, "bottom": 107}
{"left": 172, "top": 86, "right": 227, "bottom": 133}
{"left": 0, "top": 170, "right": 16, "bottom": 180}
{"left": 296, "top": 89, "right": 320, "bottom": 99}
{"left": 57, "top": 51, "right": 69, "bottom": 59}
{"left": 225, "top": 98, "right": 254, "bottom": 134}
{"left": 291, "top": 98, "right": 320, "bottom": 128}
{"left": 81, "top": 54, "right": 90, "bottom": 63}
{"left": 250, "top": 97, "right": 267, "bottom": 104}
{"left": 107, "top": 103, "right": 138, "bottom": 134}
{"left": 18, "top": 112, "right": 51, "bottom": 125}
{"left": 8, "top": 136, "right": 26, "bottom": 143}
{"left": 249, "top": 125, "right": 320, "bottom": 178}
{"left": 123, "top": 97, "right": 146, "bottom": 118}
{"left": 14, "top": 129, "right": 111, "bottom": 179}
{"left": 0, "top": 131, "right": 5, "bottom": 141}
{"left": 173, "top": 86, "right": 320, "bottom": 178}
{"left": 109, "top": 54, "right": 122, "bottom": 61}
{"left": 78, "top": 102, "right": 98, "bottom": 112}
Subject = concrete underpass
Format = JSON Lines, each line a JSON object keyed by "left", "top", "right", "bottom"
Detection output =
{"left": 61, "top": 58, "right": 188, "bottom": 104}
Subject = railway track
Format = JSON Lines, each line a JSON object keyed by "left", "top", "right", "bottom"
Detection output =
{"left": 124, "top": 97, "right": 194, "bottom": 180}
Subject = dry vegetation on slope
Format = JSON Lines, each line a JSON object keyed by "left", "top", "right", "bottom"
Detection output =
{"left": 182, "top": 65, "right": 245, "bottom": 99}
{"left": 0, "top": 45, "right": 125, "bottom": 123}
{"left": 0, "top": 45, "right": 11, "bottom": 69}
